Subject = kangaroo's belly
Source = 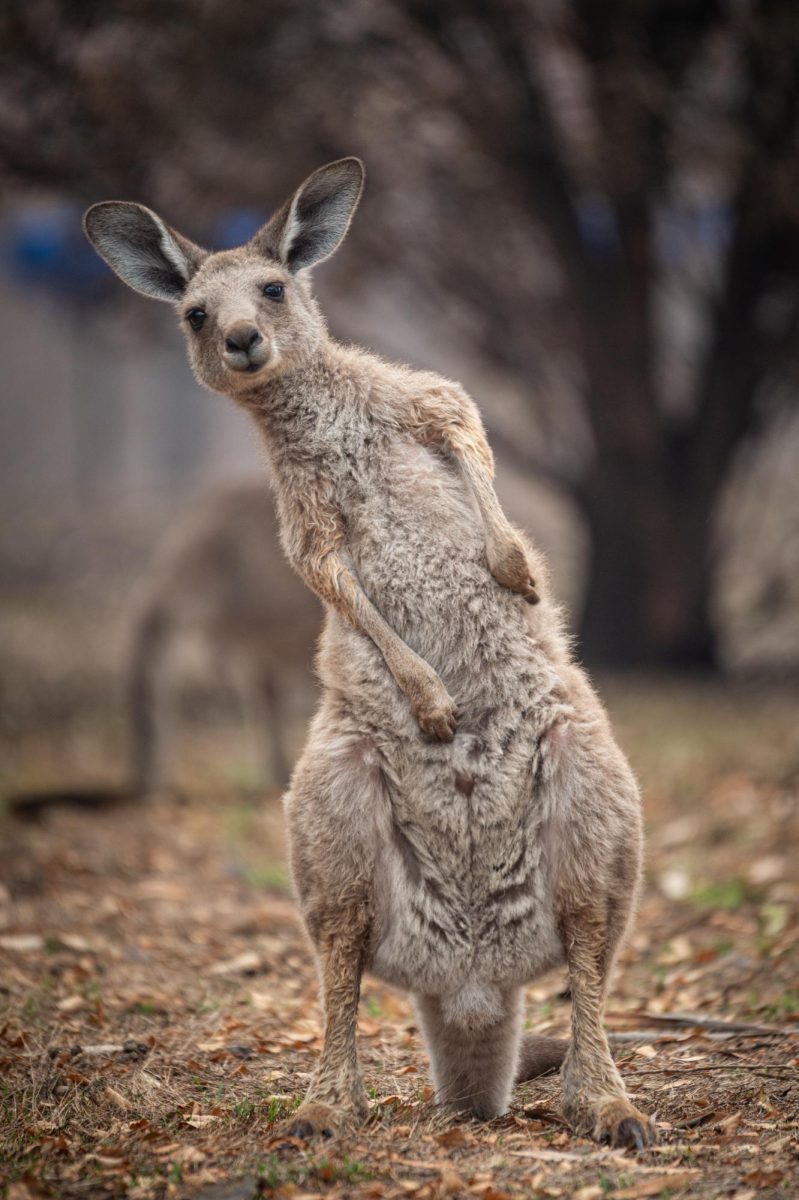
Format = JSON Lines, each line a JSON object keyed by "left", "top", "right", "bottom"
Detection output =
{"left": 368, "top": 774, "right": 565, "bottom": 1001}
{"left": 364, "top": 704, "right": 567, "bottom": 1004}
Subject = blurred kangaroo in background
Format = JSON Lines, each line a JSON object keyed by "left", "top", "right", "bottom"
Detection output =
{"left": 131, "top": 481, "right": 319, "bottom": 791}
{"left": 85, "top": 159, "right": 654, "bottom": 1150}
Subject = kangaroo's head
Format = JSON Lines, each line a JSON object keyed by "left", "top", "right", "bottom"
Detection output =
{"left": 84, "top": 158, "right": 364, "bottom": 396}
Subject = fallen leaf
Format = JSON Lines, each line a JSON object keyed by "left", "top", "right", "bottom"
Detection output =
{"left": 248, "top": 989, "right": 273, "bottom": 1011}
{"left": 58, "top": 934, "right": 92, "bottom": 952}
{"left": 209, "top": 950, "right": 261, "bottom": 976}
{"left": 742, "top": 1169, "right": 784, "bottom": 1188}
{"left": 434, "top": 1126, "right": 471, "bottom": 1149}
{"left": 438, "top": 1169, "right": 466, "bottom": 1195}
{"left": 611, "top": 1173, "right": 700, "bottom": 1198}
{"left": 56, "top": 995, "right": 86, "bottom": 1014}
{"left": 0, "top": 935, "right": 43, "bottom": 953}
{"left": 104, "top": 1085, "right": 131, "bottom": 1110}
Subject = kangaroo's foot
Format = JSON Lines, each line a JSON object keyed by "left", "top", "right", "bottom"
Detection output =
{"left": 280, "top": 1100, "right": 337, "bottom": 1141}
{"left": 595, "top": 1097, "right": 656, "bottom": 1150}
{"left": 488, "top": 538, "right": 539, "bottom": 604}
{"left": 563, "top": 1092, "right": 656, "bottom": 1150}
{"left": 279, "top": 1091, "right": 369, "bottom": 1142}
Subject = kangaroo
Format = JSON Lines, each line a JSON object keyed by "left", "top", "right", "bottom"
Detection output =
{"left": 84, "top": 159, "right": 654, "bottom": 1149}
{"left": 129, "top": 481, "right": 319, "bottom": 792}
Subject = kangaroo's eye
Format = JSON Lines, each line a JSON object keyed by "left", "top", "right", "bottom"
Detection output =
{"left": 186, "top": 308, "right": 207, "bottom": 331}
{"left": 263, "top": 282, "right": 284, "bottom": 302}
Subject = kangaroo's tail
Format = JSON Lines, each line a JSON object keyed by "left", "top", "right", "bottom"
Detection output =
{"left": 129, "top": 598, "right": 171, "bottom": 795}
{"left": 516, "top": 1034, "right": 569, "bottom": 1081}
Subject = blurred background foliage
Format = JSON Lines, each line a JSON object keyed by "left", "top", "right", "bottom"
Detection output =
{"left": 1, "top": 0, "right": 798, "bottom": 702}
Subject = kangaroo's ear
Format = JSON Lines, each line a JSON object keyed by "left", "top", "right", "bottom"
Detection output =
{"left": 252, "top": 157, "right": 364, "bottom": 272}
{"left": 83, "top": 202, "right": 208, "bottom": 301}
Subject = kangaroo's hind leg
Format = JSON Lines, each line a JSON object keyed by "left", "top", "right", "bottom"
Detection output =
{"left": 551, "top": 727, "right": 656, "bottom": 1149}
{"left": 283, "top": 891, "right": 371, "bottom": 1139}
{"left": 280, "top": 715, "right": 391, "bottom": 1139}
{"left": 415, "top": 987, "right": 524, "bottom": 1120}
{"left": 558, "top": 896, "right": 656, "bottom": 1148}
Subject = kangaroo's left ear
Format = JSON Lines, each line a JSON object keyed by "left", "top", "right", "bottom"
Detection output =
{"left": 252, "top": 157, "right": 364, "bottom": 272}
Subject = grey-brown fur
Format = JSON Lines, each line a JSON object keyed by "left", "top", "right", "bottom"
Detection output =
{"left": 84, "top": 159, "right": 654, "bottom": 1149}
{"left": 129, "top": 482, "right": 319, "bottom": 791}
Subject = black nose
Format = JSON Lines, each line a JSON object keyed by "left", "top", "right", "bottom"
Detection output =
{"left": 225, "top": 326, "right": 262, "bottom": 353}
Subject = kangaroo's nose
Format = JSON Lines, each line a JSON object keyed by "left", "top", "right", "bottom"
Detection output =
{"left": 224, "top": 323, "right": 262, "bottom": 353}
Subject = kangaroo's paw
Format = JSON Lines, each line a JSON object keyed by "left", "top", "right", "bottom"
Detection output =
{"left": 489, "top": 540, "right": 539, "bottom": 605}
{"left": 594, "top": 1098, "right": 657, "bottom": 1150}
{"left": 411, "top": 678, "right": 458, "bottom": 742}
{"left": 417, "top": 699, "right": 457, "bottom": 742}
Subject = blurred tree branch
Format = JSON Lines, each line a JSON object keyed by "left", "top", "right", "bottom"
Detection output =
{"left": 1, "top": 0, "right": 798, "bottom": 666}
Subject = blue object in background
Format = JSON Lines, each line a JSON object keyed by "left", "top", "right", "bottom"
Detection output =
{"left": 576, "top": 193, "right": 621, "bottom": 261}
{"left": 3, "top": 204, "right": 109, "bottom": 299}
{"left": 211, "top": 208, "right": 267, "bottom": 250}
{"left": 1, "top": 203, "right": 272, "bottom": 302}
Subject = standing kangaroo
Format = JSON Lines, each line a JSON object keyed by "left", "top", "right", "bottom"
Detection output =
{"left": 85, "top": 159, "right": 654, "bottom": 1149}
{"left": 129, "top": 480, "right": 319, "bottom": 792}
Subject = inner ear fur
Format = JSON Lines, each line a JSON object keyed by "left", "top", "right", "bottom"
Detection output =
{"left": 83, "top": 202, "right": 208, "bottom": 302}
{"left": 251, "top": 157, "right": 364, "bottom": 273}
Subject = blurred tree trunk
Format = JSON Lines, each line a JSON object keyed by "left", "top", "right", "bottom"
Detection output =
{"left": 571, "top": 0, "right": 720, "bottom": 666}
{"left": 418, "top": 0, "right": 799, "bottom": 668}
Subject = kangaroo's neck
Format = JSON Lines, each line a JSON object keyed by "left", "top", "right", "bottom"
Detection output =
{"left": 236, "top": 337, "right": 367, "bottom": 456}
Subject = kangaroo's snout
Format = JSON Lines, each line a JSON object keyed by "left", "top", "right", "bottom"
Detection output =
{"left": 225, "top": 323, "right": 261, "bottom": 353}
{"left": 222, "top": 321, "right": 270, "bottom": 373}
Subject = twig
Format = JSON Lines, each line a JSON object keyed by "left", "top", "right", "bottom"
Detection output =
{"left": 608, "top": 1029, "right": 788, "bottom": 1043}
{"left": 623, "top": 1064, "right": 796, "bottom": 1078}
{"left": 605, "top": 1011, "right": 797, "bottom": 1037}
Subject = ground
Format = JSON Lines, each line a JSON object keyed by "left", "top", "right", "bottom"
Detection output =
{"left": 1, "top": 676, "right": 798, "bottom": 1200}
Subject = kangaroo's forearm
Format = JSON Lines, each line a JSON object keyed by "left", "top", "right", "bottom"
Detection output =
{"left": 302, "top": 550, "right": 448, "bottom": 709}
{"left": 455, "top": 446, "right": 515, "bottom": 561}
{"left": 406, "top": 384, "right": 539, "bottom": 604}
{"left": 410, "top": 387, "right": 515, "bottom": 558}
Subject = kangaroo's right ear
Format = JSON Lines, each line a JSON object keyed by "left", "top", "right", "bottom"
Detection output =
{"left": 83, "top": 202, "right": 208, "bottom": 301}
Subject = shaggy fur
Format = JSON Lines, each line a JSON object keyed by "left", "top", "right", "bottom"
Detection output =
{"left": 84, "top": 159, "right": 654, "bottom": 1149}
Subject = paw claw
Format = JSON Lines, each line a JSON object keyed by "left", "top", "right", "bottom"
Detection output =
{"left": 610, "top": 1115, "right": 656, "bottom": 1151}
{"left": 284, "top": 1119, "right": 314, "bottom": 1140}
